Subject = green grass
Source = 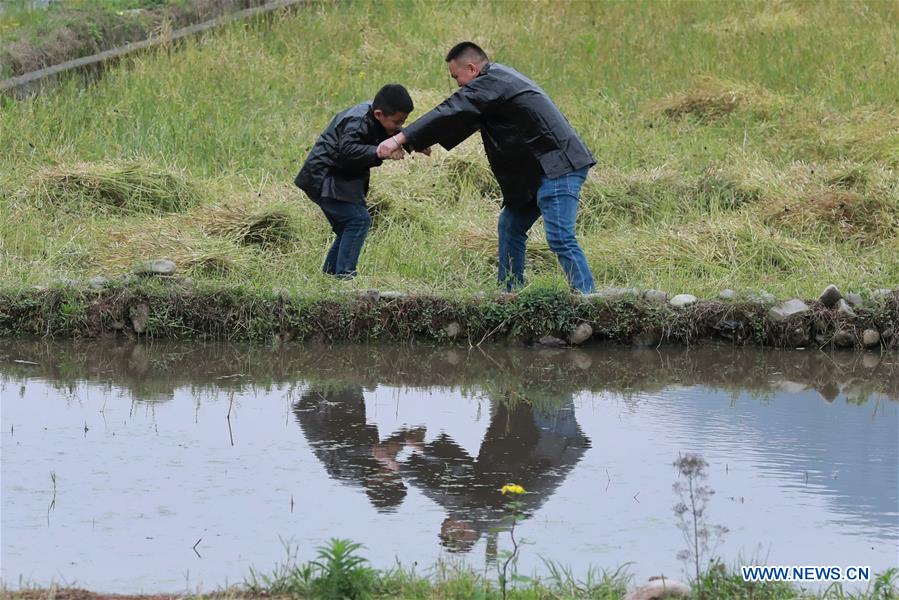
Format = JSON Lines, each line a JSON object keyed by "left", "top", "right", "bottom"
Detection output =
{"left": 1, "top": 0, "right": 897, "bottom": 298}
{"left": 0, "top": 0, "right": 180, "bottom": 42}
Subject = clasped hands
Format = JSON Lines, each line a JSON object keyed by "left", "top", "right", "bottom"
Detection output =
{"left": 376, "top": 133, "right": 431, "bottom": 161}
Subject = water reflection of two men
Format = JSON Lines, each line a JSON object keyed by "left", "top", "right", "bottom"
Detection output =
{"left": 293, "top": 385, "right": 590, "bottom": 553}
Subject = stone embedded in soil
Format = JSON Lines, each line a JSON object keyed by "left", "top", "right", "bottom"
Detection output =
{"left": 768, "top": 298, "right": 810, "bottom": 323}
{"left": 833, "top": 330, "right": 855, "bottom": 348}
{"left": 379, "top": 291, "right": 405, "bottom": 300}
{"left": 718, "top": 289, "right": 737, "bottom": 300}
{"left": 872, "top": 288, "right": 894, "bottom": 300}
{"left": 669, "top": 294, "right": 697, "bottom": 308}
{"left": 714, "top": 319, "right": 744, "bottom": 339}
{"left": 568, "top": 322, "right": 593, "bottom": 345}
{"left": 136, "top": 259, "right": 176, "bottom": 276}
{"left": 586, "top": 287, "right": 638, "bottom": 302}
{"left": 129, "top": 303, "right": 150, "bottom": 334}
{"left": 862, "top": 329, "right": 881, "bottom": 348}
{"left": 818, "top": 284, "right": 842, "bottom": 308}
{"left": 537, "top": 335, "right": 565, "bottom": 348}
{"left": 88, "top": 276, "right": 109, "bottom": 290}
{"left": 623, "top": 577, "right": 691, "bottom": 600}
{"left": 357, "top": 289, "right": 380, "bottom": 302}
{"left": 748, "top": 290, "right": 776, "bottom": 304}
{"left": 835, "top": 298, "right": 857, "bottom": 318}
{"left": 443, "top": 322, "right": 462, "bottom": 339}
{"left": 845, "top": 292, "right": 864, "bottom": 307}
{"left": 643, "top": 289, "right": 668, "bottom": 303}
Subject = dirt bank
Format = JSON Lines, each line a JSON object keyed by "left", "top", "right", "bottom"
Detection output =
{"left": 0, "top": 283, "right": 896, "bottom": 350}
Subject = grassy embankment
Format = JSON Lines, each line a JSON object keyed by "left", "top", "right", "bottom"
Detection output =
{"left": 0, "top": 0, "right": 897, "bottom": 340}
{"left": 0, "top": 0, "right": 272, "bottom": 79}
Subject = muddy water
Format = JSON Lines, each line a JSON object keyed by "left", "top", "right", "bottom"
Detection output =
{"left": 1, "top": 341, "right": 896, "bottom": 592}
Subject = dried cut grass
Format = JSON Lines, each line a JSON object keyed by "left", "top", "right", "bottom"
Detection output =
{"left": 367, "top": 141, "right": 498, "bottom": 229}
{"left": 198, "top": 203, "right": 297, "bottom": 248}
{"left": 650, "top": 76, "right": 783, "bottom": 121}
{"left": 457, "top": 223, "right": 556, "bottom": 269}
{"left": 787, "top": 107, "right": 899, "bottom": 166}
{"left": 587, "top": 216, "right": 822, "bottom": 290}
{"left": 766, "top": 190, "right": 899, "bottom": 245}
{"left": 578, "top": 164, "right": 763, "bottom": 229}
{"left": 95, "top": 220, "right": 251, "bottom": 277}
{"left": 25, "top": 160, "right": 203, "bottom": 214}
{"left": 757, "top": 161, "right": 899, "bottom": 244}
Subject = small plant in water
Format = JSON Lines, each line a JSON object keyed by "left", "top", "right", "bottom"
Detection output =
{"left": 673, "top": 453, "right": 728, "bottom": 599}
{"left": 495, "top": 482, "right": 528, "bottom": 599}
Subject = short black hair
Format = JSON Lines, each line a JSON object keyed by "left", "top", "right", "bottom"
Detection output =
{"left": 372, "top": 84, "right": 413, "bottom": 116}
{"left": 445, "top": 41, "right": 489, "bottom": 64}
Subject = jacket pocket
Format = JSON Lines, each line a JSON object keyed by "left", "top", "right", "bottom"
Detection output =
{"left": 537, "top": 149, "right": 572, "bottom": 179}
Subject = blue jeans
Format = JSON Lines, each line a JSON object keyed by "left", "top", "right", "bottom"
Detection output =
{"left": 318, "top": 199, "right": 372, "bottom": 278}
{"left": 497, "top": 167, "right": 595, "bottom": 293}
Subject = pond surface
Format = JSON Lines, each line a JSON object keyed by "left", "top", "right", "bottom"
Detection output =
{"left": 1, "top": 340, "right": 896, "bottom": 592}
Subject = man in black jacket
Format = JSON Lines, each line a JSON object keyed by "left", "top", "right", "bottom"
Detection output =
{"left": 295, "top": 84, "right": 412, "bottom": 278}
{"left": 378, "top": 42, "right": 597, "bottom": 293}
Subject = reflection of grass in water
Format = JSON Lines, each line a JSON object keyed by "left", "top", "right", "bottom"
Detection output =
{"left": 46, "top": 470, "right": 56, "bottom": 527}
{"left": 1, "top": 340, "right": 894, "bottom": 407}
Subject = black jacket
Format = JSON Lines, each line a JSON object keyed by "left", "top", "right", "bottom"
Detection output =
{"left": 402, "top": 63, "right": 595, "bottom": 208}
{"left": 295, "top": 102, "right": 388, "bottom": 204}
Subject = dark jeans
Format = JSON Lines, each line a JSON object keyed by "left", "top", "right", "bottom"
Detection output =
{"left": 497, "top": 166, "right": 596, "bottom": 293}
{"left": 318, "top": 199, "right": 372, "bottom": 278}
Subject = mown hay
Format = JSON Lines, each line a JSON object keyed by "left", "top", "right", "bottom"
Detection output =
{"left": 367, "top": 142, "right": 497, "bottom": 229}
{"left": 199, "top": 203, "right": 297, "bottom": 248}
{"left": 26, "top": 161, "right": 202, "bottom": 214}
{"left": 650, "top": 76, "right": 782, "bottom": 121}
{"left": 458, "top": 225, "right": 556, "bottom": 269}
{"left": 587, "top": 217, "right": 820, "bottom": 288}
{"left": 96, "top": 222, "right": 251, "bottom": 277}
{"left": 766, "top": 189, "right": 899, "bottom": 245}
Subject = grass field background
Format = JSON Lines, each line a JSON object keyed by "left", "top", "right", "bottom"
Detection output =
{"left": 1, "top": 0, "right": 897, "bottom": 297}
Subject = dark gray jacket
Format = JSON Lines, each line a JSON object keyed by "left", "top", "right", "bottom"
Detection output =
{"left": 295, "top": 102, "right": 388, "bottom": 204}
{"left": 402, "top": 63, "right": 595, "bottom": 208}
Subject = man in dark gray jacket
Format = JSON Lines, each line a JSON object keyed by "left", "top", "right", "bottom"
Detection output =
{"left": 379, "top": 42, "right": 596, "bottom": 292}
{"left": 295, "top": 84, "right": 412, "bottom": 278}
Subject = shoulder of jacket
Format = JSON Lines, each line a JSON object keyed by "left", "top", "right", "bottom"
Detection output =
{"left": 337, "top": 103, "right": 374, "bottom": 127}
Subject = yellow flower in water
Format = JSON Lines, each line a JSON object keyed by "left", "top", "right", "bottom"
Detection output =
{"left": 500, "top": 483, "right": 525, "bottom": 495}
